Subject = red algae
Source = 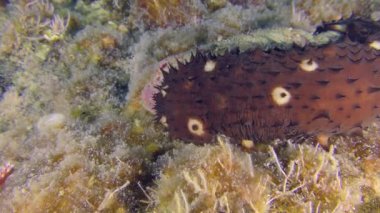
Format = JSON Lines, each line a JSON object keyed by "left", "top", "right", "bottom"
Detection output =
{"left": 0, "top": 163, "right": 14, "bottom": 186}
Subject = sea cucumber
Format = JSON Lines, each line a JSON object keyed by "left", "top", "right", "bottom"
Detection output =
{"left": 153, "top": 17, "right": 380, "bottom": 147}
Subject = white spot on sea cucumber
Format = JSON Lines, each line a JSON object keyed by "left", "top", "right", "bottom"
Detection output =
{"left": 271, "top": 87, "right": 291, "bottom": 106}
{"left": 330, "top": 24, "right": 347, "bottom": 32}
{"left": 299, "top": 59, "right": 318, "bottom": 72}
{"left": 204, "top": 60, "right": 216, "bottom": 72}
{"left": 369, "top": 41, "right": 380, "bottom": 50}
{"left": 160, "top": 116, "right": 168, "bottom": 127}
{"left": 187, "top": 118, "right": 205, "bottom": 136}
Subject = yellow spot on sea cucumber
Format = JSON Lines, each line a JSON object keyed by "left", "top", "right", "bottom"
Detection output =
{"left": 187, "top": 118, "right": 205, "bottom": 136}
{"left": 299, "top": 59, "right": 318, "bottom": 72}
{"left": 241, "top": 139, "right": 254, "bottom": 149}
{"left": 330, "top": 24, "right": 347, "bottom": 32}
{"left": 369, "top": 41, "right": 380, "bottom": 50}
{"left": 317, "top": 134, "right": 329, "bottom": 147}
{"left": 204, "top": 60, "right": 216, "bottom": 72}
{"left": 272, "top": 87, "right": 291, "bottom": 106}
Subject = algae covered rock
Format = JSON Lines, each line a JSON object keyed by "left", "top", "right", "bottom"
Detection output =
{"left": 151, "top": 136, "right": 271, "bottom": 212}
{"left": 267, "top": 144, "right": 364, "bottom": 212}
{"left": 0, "top": 0, "right": 379, "bottom": 212}
{"left": 151, "top": 137, "right": 370, "bottom": 212}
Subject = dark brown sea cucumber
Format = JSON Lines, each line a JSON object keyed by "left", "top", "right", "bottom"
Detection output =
{"left": 154, "top": 17, "right": 380, "bottom": 147}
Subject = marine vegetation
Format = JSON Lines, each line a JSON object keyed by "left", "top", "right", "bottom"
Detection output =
{"left": 0, "top": 0, "right": 379, "bottom": 212}
{"left": 150, "top": 136, "right": 365, "bottom": 212}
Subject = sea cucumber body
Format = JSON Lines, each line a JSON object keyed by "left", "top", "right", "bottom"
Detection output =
{"left": 154, "top": 19, "right": 380, "bottom": 145}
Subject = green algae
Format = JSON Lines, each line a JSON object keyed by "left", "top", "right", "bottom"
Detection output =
{"left": 70, "top": 104, "right": 100, "bottom": 123}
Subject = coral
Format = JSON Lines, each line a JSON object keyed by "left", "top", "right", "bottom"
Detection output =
{"left": 150, "top": 136, "right": 271, "bottom": 212}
